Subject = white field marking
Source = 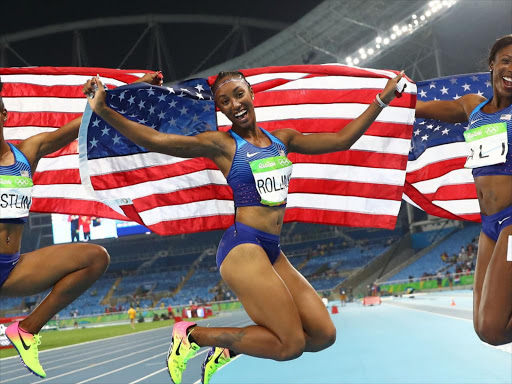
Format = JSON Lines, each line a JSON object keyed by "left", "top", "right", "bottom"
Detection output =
{"left": 383, "top": 301, "right": 473, "bottom": 323}
{"left": 0, "top": 323, "right": 173, "bottom": 361}
{"left": 128, "top": 349, "right": 209, "bottom": 384}
{"left": 4, "top": 342, "right": 168, "bottom": 383}
{"left": 75, "top": 352, "right": 167, "bottom": 384}
{"left": 0, "top": 332, "right": 165, "bottom": 376}
{"left": 192, "top": 354, "right": 243, "bottom": 384}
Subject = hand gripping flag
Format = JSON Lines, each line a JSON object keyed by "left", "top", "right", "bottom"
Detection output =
{"left": 79, "top": 65, "right": 416, "bottom": 235}
{"left": 404, "top": 72, "right": 492, "bottom": 222}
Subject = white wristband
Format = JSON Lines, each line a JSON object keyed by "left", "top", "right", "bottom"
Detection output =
{"left": 375, "top": 93, "right": 388, "bottom": 108}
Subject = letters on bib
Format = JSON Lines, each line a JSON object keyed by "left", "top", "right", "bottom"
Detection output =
{"left": 0, "top": 175, "right": 33, "bottom": 219}
{"left": 249, "top": 156, "right": 293, "bottom": 206}
{"left": 464, "top": 122, "right": 508, "bottom": 169}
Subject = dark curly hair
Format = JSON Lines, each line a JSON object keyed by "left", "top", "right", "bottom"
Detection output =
{"left": 488, "top": 35, "right": 512, "bottom": 85}
{"left": 211, "top": 71, "right": 251, "bottom": 96}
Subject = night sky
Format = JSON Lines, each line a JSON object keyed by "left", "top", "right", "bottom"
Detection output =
{"left": 1, "top": 1, "right": 320, "bottom": 80}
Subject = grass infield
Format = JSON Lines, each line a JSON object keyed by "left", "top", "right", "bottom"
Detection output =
{"left": 0, "top": 319, "right": 175, "bottom": 359}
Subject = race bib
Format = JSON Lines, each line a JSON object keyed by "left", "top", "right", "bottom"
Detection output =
{"left": 0, "top": 175, "right": 33, "bottom": 218}
{"left": 249, "top": 156, "right": 293, "bottom": 206}
{"left": 463, "top": 122, "right": 508, "bottom": 168}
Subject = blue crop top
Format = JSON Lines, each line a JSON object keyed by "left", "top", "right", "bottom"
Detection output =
{"left": 226, "top": 128, "right": 289, "bottom": 207}
{"left": 0, "top": 143, "right": 32, "bottom": 224}
{"left": 470, "top": 98, "right": 512, "bottom": 177}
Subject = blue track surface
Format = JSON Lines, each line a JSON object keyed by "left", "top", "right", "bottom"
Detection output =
{"left": 1, "top": 292, "right": 510, "bottom": 383}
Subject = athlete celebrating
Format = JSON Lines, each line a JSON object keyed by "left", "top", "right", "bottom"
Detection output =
{"left": 84, "top": 69, "right": 405, "bottom": 384}
{"left": 416, "top": 35, "right": 512, "bottom": 346}
{"left": 0, "top": 72, "right": 161, "bottom": 378}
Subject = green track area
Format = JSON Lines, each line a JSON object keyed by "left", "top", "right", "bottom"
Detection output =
{"left": 0, "top": 319, "right": 175, "bottom": 359}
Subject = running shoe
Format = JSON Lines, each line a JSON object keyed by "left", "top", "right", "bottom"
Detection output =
{"left": 201, "top": 347, "right": 232, "bottom": 384}
{"left": 5, "top": 321, "right": 46, "bottom": 378}
{"left": 166, "top": 321, "right": 200, "bottom": 384}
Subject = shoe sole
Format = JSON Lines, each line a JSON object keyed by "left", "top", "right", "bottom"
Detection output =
{"left": 5, "top": 332, "right": 45, "bottom": 379}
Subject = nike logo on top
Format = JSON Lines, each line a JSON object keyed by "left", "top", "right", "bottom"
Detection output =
{"left": 470, "top": 118, "right": 483, "bottom": 126}
{"left": 246, "top": 152, "right": 260, "bottom": 158}
{"left": 498, "top": 216, "right": 511, "bottom": 225}
{"left": 175, "top": 338, "right": 183, "bottom": 356}
{"left": 18, "top": 328, "right": 31, "bottom": 351}
{"left": 214, "top": 348, "right": 226, "bottom": 364}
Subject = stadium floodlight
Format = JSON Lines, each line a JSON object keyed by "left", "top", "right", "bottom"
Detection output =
{"left": 341, "top": 0, "right": 460, "bottom": 66}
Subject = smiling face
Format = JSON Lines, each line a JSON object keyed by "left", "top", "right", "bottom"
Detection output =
{"left": 214, "top": 75, "right": 256, "bottom": 130}
{"left": 490, "top": 44, "right": 512, "bottom": 98}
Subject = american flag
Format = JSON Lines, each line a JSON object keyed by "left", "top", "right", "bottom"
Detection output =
{"left": 404, "top": 72, "right": 492, "bottom": 222}
{"left": 79, "top": 64, "right": 416, "bottom": 235}
{"left": 0, "top": 67, "right": 149, "bottom": 220}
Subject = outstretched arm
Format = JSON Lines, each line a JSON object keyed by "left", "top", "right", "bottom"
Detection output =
{"left": 275, "top": 72, "right": 405, "bottom": 155}
{"left": 85, "top": 77, "right": 225, "bottom": 160}
{"left": 415, "top": 94, "right": 485, "bottom": 123}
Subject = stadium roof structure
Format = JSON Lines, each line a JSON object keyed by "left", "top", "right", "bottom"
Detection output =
{"left": 2, "top": 1, "right": 510, "bottom": 83}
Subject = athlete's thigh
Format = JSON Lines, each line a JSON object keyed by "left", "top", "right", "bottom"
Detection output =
{"left": 0, "top": 243, "right": 103, "bottom": 296}
{"left": 273, "top": 252, "right": 334, "bottom": 335}
{"left": 473, "top": 231, "right": 495, "bottom": 327}
{"left": 478, "top": 226, "right": 512, "bottom": 322}
{"left": 220, "top": 243, "right": 303, "bottom": 338}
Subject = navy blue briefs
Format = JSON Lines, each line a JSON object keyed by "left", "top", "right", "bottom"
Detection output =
{"left": 480, "top": 205, "right": 512, "bottom": 242}
{"left": 216, "top": 222, "right": 281, "bottom": 268}
{"left": 0, "top": 252, "right": 20, "bottom": 287}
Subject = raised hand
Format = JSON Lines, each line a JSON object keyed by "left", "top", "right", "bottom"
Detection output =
{"left": 379, "top": 70, "right": 406, "bottom": 105}
{"left": 136, "top": 71, "right": 164, "bottom": 86}
{"left": 84, "top": 76, "right": 107, "bottom": 114}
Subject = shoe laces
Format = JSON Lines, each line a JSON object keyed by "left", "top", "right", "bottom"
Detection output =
{"left": 32, "top": 334, "right": 42, "bottom": 361}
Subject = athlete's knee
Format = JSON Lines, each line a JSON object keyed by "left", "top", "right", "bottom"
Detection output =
{"left": 86, "top": 245, "right": 110, "bottom": 271}
{"left": 318, "top": 324, "right": 337, "bottom": 350}
{"left": 476, "top": 317, "right": 512, "bottom": 346}
{"left": 275, "top": 335, "right": 305, "bottom": 361}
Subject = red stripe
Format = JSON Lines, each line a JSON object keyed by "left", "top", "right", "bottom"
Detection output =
{"left": 5, "top": 112, "right": 81, "bottom": 128}
{"left": 1, "top": 83, "right": 116, "bottom": 98}
{"left": 254, "top": 89, "right": 416, "bottom": 109}
{"left": 207, "top": 65, "right": 405, "bottom": 86}
{"left": 284, "top": 208, "right": 398, "bottom": 230}
{"left": 220, "top": 119, "right": 413, "bottom": 139}
{"left": 421, "top": 183, "right": 477, "bottom": 201}
{"left": 0, "top": 66, "right": 148, "bottom": 82}
{"left": 31, "top": 198, "right": 127, "bottom": 220}
{"left": 406, "top": 158, "right": 468, "bottom": 184}
{"left": 90, "top": 158, "right": 218, "bottom": 190}
{"left": 289, "top": 180, "right": 403, "bottom": 201}
{"left": 404, "top": 182, "right": 481, "bottom": 222}
{"left": 290, "top": 151, "right": 408, "bottom": 170}
{"left": 34, "top": 168, "right": 81, "bottom": 185}
{"left": 131, "top": 186, "right": 233, "bottom": 212}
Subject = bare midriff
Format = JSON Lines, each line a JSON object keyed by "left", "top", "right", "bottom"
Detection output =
{"left": 474, "top": 174, "right": 512, "bottom": 216}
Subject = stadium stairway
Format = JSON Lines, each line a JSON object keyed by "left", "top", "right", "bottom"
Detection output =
{"left": 376, "top": 227, "right": 460, "bottom": 284}
{"left": 169, "top": 247, "right": 215, "bottom": 298}
{"left": 101, "top": 277, "right": 122, "bottom": 306}
{"left": 337, "top": 233, "right": 413, "bottom": 296}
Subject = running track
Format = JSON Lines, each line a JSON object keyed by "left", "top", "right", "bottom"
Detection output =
{"left": 1, "top": 292, "right": 511, "bottom": 383}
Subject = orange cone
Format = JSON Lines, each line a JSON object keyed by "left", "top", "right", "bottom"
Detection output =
{"left": 331, "top": 305, "right": 339, "bottom": 314}
{"left": 450, "top": 299, "right": 456, "bottom": 306}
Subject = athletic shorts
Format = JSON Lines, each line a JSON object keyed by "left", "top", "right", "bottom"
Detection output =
{"left": 0, "top": 252, "right": 20, "bottom": 287}
{"left": 216, "top": 222, "right": 281, "bottom": 268}
{"left": 480, "top": 205, "right": 512, "bottom": 242}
